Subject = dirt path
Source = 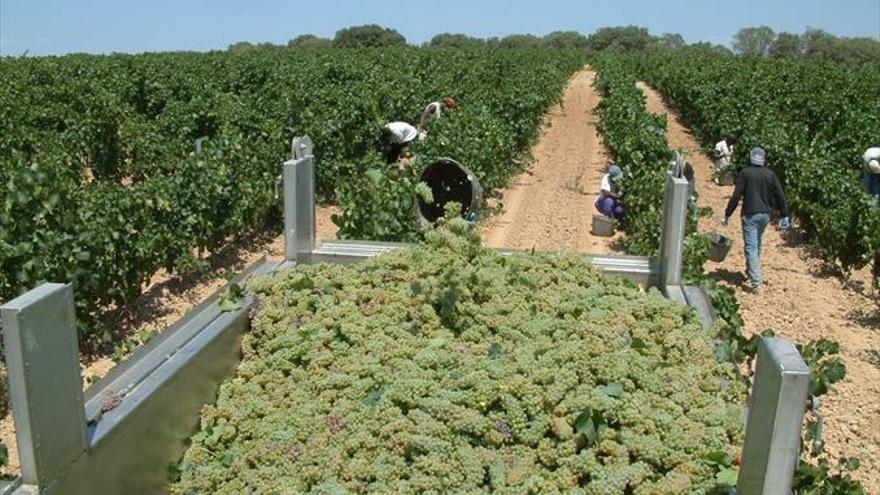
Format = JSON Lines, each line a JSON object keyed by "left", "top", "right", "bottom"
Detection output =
{"left": 481, "top": 68, "right": 624, "bottom": 253}
{"left": 638, "top": 82, "right": 880, "bottom": 492}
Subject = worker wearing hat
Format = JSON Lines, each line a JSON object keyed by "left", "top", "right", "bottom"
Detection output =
{"left": 721, "top": 147, "right": 790, "bottom": 293}
{"left": 863, "top": 147, "right": 880, "bottom": 200}
{"left": 596, "top": 164, "right": 625, "bottom": 220}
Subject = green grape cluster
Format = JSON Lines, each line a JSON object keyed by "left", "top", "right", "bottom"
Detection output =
{"left": 172, "top": 217, "right": 745, "bottom": 494}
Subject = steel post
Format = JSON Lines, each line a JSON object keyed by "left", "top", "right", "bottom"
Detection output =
{"left": 1, "top": 283, "right": 86, "bottom": 491}
{"left": 659, "top": 171, "right": 689, "bottom": 288}
{"left": 283, "top": 136, "right": 316, "bottom": 263}
{"left": 738, "top": 337, "right": 810, "bottom": 495}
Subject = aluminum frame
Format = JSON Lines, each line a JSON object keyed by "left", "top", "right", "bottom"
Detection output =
{"left": 0, "top": 137, "right": 805, "bottom": 495}
{"left": 738, "top": 337, "right": 810, "bottom": 494}
{"left": 1, "top": 284, "right": 86, "bottom": 490}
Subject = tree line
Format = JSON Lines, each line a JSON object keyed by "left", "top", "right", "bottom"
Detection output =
{"left": 732, "top": 26, "right": 880, "bottom": 65}
{"left": 228, "top": 23, "right": 879, "bottom": 65}
{"left": 228, "top": 25, "right": 724, "bottom": 53}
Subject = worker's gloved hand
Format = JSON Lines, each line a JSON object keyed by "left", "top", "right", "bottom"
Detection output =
{"left": 778, "top": 217, "right": 791, "bottom": 231}
{"left": 720, "top": 216, "right": 729, "bottom": 226}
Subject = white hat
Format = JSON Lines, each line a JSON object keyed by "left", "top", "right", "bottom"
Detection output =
{"left": 868, "top": 159, "right": 880, "bottom": 175}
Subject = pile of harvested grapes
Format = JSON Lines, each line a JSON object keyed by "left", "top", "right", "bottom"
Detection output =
{"left": 172, "top": 214, "right": 745, "bottom": 494}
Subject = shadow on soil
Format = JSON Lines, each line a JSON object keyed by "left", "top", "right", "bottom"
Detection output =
{"left": 861, "top": 349, "right": 880, "bottom": 371}
{"left": 88, "top": 227, "right": 282, "bottom": 360}
{"left": 847, "top": 307, "right": 880, "bottom": 331}
{"left": 708, "top": 268, "right": 748, "bottom": 288}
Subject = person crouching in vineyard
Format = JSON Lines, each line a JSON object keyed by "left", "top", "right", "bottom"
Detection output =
{"left": 596, "top": 164, "right": 625, "bottom": 220}
{"left": 712, "top": 132, "right": 738, "bottom": 184}
{"left": 380, "top": 121, "right": 423, "bottom": 165}
{"left": 418, "top": 97, "right": 457, "bottom": 134}
{"left": 721, "top": 147, "right": 791, "bottom": 293}
{"left": 862, "top": 146, "right": 880, "bottom": 201}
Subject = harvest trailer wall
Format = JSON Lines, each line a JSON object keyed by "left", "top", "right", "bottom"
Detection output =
{"left": 0, "top": 138, "right": 809, "bottom": 495}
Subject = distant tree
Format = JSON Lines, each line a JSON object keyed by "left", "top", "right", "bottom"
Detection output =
{"left": 256, "top": 42, "right": 282, "bottom": 51}
{"left": 227, "top": 41, "right": 256, "bottom": 53}
{"left": 288, "top": 34, "right": 332, "bottom": 49}
{"left": 732, "top": 26, "right": 775, "bottom": 55}
{"left": 835, "top": 36, "right": 880, "bottom": 65}
{"left": 658, "top": 33, "right": 685, "bottom": 49}
{"left": 768, "top": 32, "right": 802, "bottom": 58}
{"left": 333, "top": 24, "right": 407, "bottom": 48}
{"left": 543, "top": 31, "right": 588, "bottom": 49}
{"left": 586, "top": 26, "right": 655, "bottom": 53}
{"left": 686, "top": 42, "right": 734, "bottom": 57}
{"left": 801, "top": 28, "right": 839, "bottom": 61}
{"left": 429, "top": 33, "right": 485, "bottom": 48}
{"left": 801, "top": 27, "right": 880, "bottom": 65}
{"left": 498, "top": 34, "right": 543, "bottom": 48}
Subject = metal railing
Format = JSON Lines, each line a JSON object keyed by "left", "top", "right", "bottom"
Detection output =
{"left": 0, "top": 138, "right": 809, "bottom": 495}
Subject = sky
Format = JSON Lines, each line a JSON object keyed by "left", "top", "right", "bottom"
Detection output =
{"left": 1, "top": 0, "right": 879, "bottom": 56}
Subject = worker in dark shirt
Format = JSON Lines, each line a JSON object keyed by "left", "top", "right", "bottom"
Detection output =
{"left": 721, "top": 147, "right": 790, "bottom": 293}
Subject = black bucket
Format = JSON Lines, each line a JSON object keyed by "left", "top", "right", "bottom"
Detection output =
{"left": 416, "top": 158, "right": 483, "bottom": 224}
{"left": 709, "top": 233, "right": 733, "bottom": 262}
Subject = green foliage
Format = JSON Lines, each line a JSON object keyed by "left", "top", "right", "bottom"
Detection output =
{"left": 0, "top": 47, "right": 583, "bottom": 346}
{"left": 801, "top": 28, "right": 880, "bottom": 66}
{"left": 498, "top": 34, "right": 543, "bottom": 49}
{"left": 798, "top": 339, "right": 847, "bottom": 398}
{"left": 794, "top": 457, "right": 865, "bottom": 494}
{"left": 592, "top": 55, "right": 708, "bottom": 278}
{"left": 331, "top": 158, "right": 425, "bottom": 243}
{"left": 218, "top": 283, "right": 245, "bottom": 313}
{"left": 630, "top": 51, "right": 880, "bottom": 279}
{"left": 172, "top": 220, "right": 745, "bottom": 494}
{"left": 428, "top": 33, "right": 486, "bottom": 48}
{"left": 769, "top": 32, "right": 803, "bottom": 58}
{"left": 287, "top": 35, "right": 332, "bottom": 50}
{"left": 543, "top": 31, "right": 589, "bottom": 50}
{"left": 732, "top": 26, "right": 776, "bottom": 56}
{"left": 332, "top": 24, "right": 407, "bottom": 48}
{"left": 586, "top": 26, "right": 656, "bottom": 53}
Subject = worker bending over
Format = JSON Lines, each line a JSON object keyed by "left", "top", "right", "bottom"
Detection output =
{"left": 380, "top": 121, "right": 422, "bottom": 164}
{"left": 863, "top": 146, "right": 880, "bottom": 200}
{"left": 418, "top": 97, "right": 457, "bottom": 134}
{"left": 596, "top": 164, "right": 625, "bottom": 220}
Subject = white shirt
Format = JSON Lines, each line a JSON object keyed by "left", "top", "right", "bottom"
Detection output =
{"left": 714, "top": 140, "right": 734, "bottom": 169}
{"left": 426, "top": 102, "right": 442, "bottom": 119}
{"left": 419, "top": 102, "right": 443, "bottom": 128}
{"left": 384, "top": 122, "right": 419, "bottom": 144}
{"left": 600, "top": 174, "right": 612, "bottom": 193}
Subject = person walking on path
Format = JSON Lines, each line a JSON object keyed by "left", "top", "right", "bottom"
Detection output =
{"left": 721, "top": 147, "right": 790, "bottom": 292}
{"left": 596, "top": 164, "right": 625, "bottom": 220}
{"left": 863, "top": 147, "right": 880, "bottom": 200}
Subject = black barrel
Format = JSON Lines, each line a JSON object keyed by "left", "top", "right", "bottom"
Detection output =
{"left": 416, "top": 158, "right": 483, "bottom": 224}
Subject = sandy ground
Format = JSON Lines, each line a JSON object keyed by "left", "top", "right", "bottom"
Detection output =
{"left": 481, "top": 68, "right": 625, "bottom": 253}
{"left": 0, "top": 205, "right": 339, "bottom": 477}
{"left": 638, "top": 82, "right": 880, "bottom": 492}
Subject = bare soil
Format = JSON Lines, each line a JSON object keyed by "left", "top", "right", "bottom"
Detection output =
{"left": 481, "top": 68, "right": 625, "bottom": 254}
{"left": 638, "top": 82, "right": 880, "bottom": 492}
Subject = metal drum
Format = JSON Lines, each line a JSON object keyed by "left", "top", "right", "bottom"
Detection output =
{"left": 416, "top": 158, "right": 483, "bottom": 224}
